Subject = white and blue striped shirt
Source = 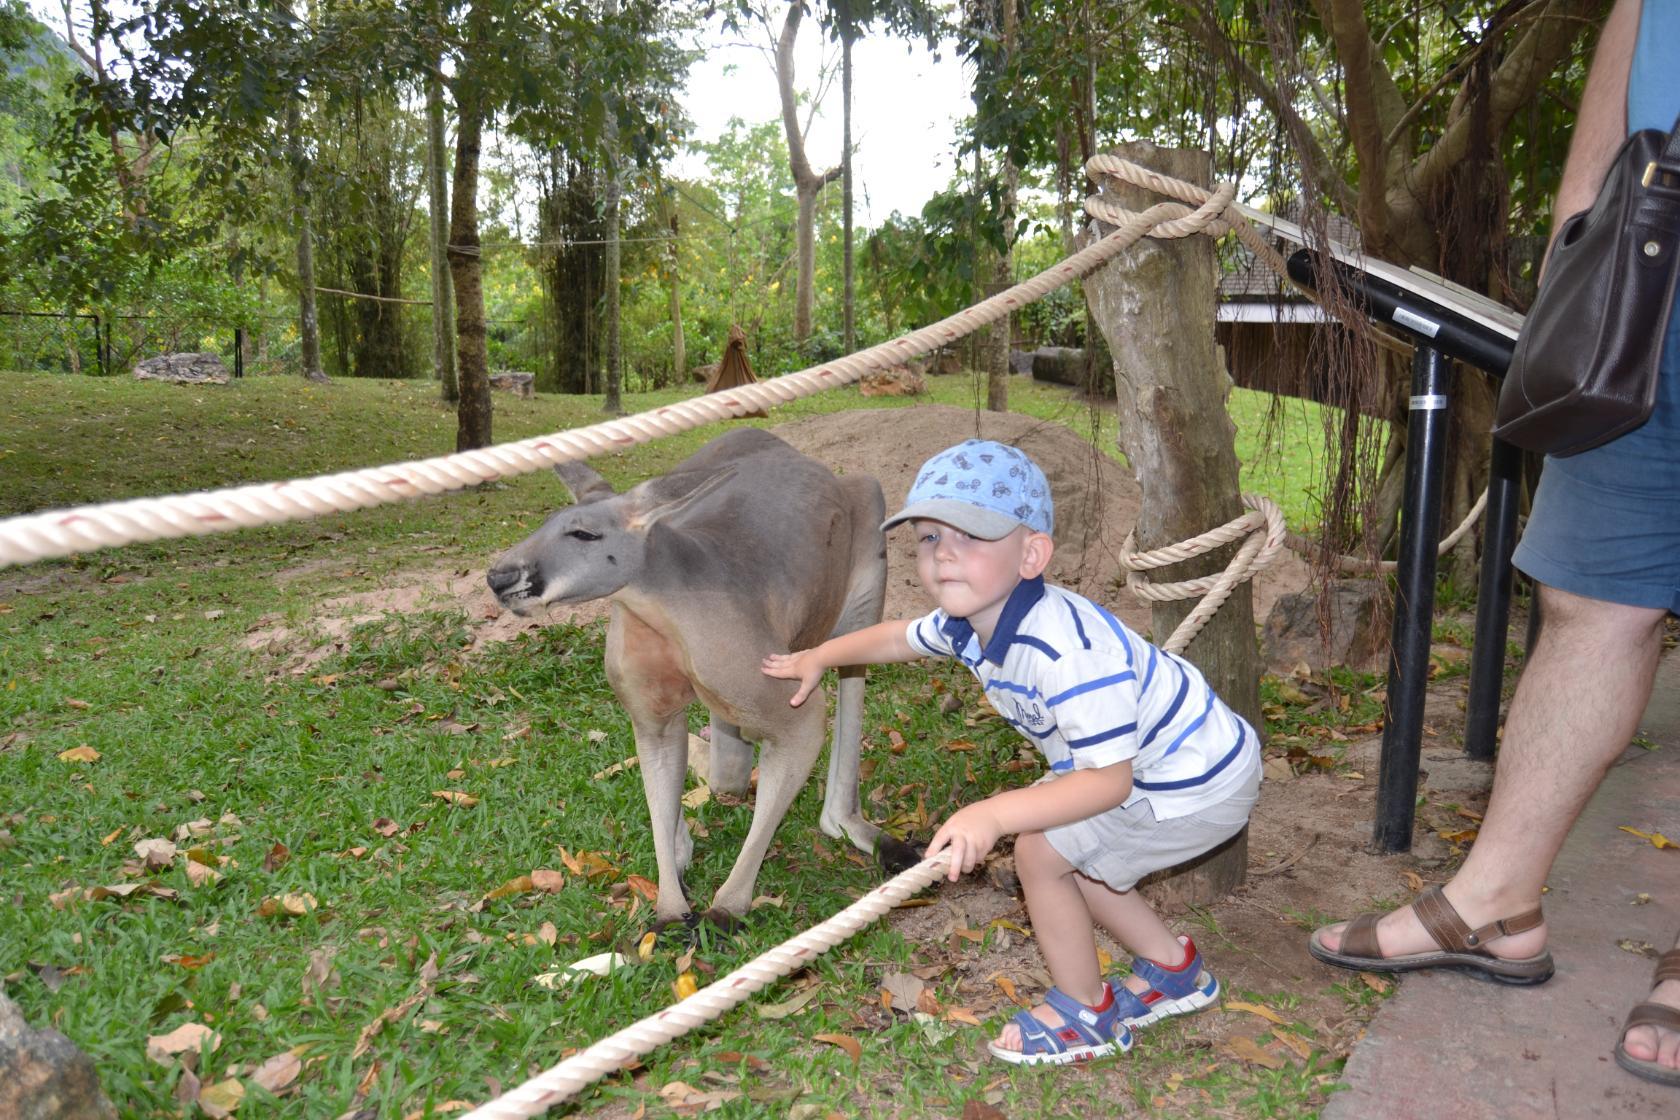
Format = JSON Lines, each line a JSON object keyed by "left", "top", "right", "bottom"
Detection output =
{"left": 906, "top": 576, "right": 1259, "bottom": 819}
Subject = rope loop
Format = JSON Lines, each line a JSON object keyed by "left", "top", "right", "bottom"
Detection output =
{"left": 1120, "top": 495, "right": 1287, "bottom": 655}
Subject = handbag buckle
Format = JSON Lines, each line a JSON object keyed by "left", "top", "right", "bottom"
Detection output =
{"left": 1643, "top": 161, "right": 1680, "bottom": 189}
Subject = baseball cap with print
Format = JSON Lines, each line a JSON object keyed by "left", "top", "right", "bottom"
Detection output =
{"left": 881, "top": 439, "right": 1053, "bottom": 540}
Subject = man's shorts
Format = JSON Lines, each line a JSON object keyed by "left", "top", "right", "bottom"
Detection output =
{"left": 1044, "top": 755, "right": 1260, "bottom": 892}
{"left": 1512, "top": 309, "right": 1680, "bottom": 617}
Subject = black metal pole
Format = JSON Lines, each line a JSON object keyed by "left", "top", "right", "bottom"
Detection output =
{"left": 1373, "top": 345, "right": 1453, "bottom": 852}
{"left": 234, "top": 327, "right": 245, "bottom": 379}
{"left": 1464, "top": 437, "right": 1523, "bottom": 761}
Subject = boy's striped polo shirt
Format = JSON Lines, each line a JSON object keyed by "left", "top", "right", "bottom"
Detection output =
{"left": 906, "top": 576, "right": 1258, "bottom": 819}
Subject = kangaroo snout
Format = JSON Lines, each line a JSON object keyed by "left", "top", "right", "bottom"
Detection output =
{"left": 485, "top": 563, "right": 532, "bottom": 606}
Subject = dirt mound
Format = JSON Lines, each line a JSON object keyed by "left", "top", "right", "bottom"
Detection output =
{"left": 244, "top": 404, "right": 1308, "bottom": 670}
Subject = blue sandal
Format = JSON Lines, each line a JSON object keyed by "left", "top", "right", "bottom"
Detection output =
{"left": 1110, "top": 935, "right": 1221, "bottom": 1030}
{"left": 986, "top": 984, "right": 1134, "bottom": 1066}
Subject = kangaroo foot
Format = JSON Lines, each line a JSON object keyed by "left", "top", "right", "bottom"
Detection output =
{"left": 875, "top": 834, "right": 921, "bottom": 876}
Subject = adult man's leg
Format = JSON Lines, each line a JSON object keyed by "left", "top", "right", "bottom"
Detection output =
{"left": 1317, "top": 583, "right": 1667, "bottom": 967}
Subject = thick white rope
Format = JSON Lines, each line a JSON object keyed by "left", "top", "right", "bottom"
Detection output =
{"left": 459, "top": 853, "right": 952, "bottom": 1120}
{"left": 0, "top": 160, "right": 1237, "bottom": 571}
{"left": 1286, "top": 486, "right": 1489, "bottom": 575}
{"left": 1120, "top": 495, "right": 1288, "bottom": 655}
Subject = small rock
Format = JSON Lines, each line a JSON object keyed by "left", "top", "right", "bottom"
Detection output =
{"left": 0, "top": 991, "right": 118, "bottom": 1119}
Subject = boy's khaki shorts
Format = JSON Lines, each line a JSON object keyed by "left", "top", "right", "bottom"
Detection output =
{"left": 1043, "top": 756, "right": 1261, "bottom": 892}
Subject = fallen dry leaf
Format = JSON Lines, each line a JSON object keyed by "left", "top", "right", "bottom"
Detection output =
{"left": 257, "top": 893, "right": 318, "bottom": 919}
{"left": 1359, "top": 971, "right": 1391, "bottom": 994}
{"left": 1401, "top": 870, "right": 1425, "bottom": 893}
{"left": 185, "top": 861, "right": 221, "bottom": 887}
{"left": 198, "top": 1077, "right": 244, "bottom": 1118}
{"left": 626, "top": 874, "right": 659, "bottom": 903}
{"left": 531, "top": 868, "right": 566, "bottom": 892}
{"left": 99, "top": 827, "right": 124, "bottom": 847}
{"left": 249, "top": 1050, "right": 302, "bottom": 1094}
{"left": 755, "top": 986, "right": 821, "bottom": 1020}
{"left": 1224, "top": 1000, "right": 1286, "bottom": 1025}
{"left": 432, "top": 790, "right": 479, "bottom": 808}
{"left": 1619, "top": 826, "right": 1679, "bottom": 850}
{"left": 147, "top": 1022, "right": 222, "bottom": 1065}
{"left": 991, "top": 974, "right": 1031, "bottom": 1008}
{"left": 1219, "top": 1035, "right": 1287, "bottom": 1069}
{"left": 262, "top": 843, "right": 290, "bottom": 873}
{"left": 636, "top": 931, "right": 657, "bottom": 962}
{"left": 813, "top": 1032, "right": 862, "bottom": 1064}
{"left": 483, "top": 874, "right": 534, "bottom": 903}
{"left": 880, "top": 971, "right": 925, "bottom": 1013}
{"left": 57, "top": 745, "right": 101, "bottom": 764}
{"left": 673, "top": 971, "right": 699, "bottom": 1000}
{"left": 372, "top": 818, "right": 400, "bottom": 837}
{"left": 134, "top": 838, "right": 178, "bottom": 870}
{"left": 1272, "top": 1029, "right": 1315, "bottom": 1061}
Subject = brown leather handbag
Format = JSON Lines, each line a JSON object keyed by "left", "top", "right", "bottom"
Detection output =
{"left": 1495, "top": 112, "right": 1680, "bottom": 456}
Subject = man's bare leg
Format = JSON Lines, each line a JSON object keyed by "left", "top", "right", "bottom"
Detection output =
{"left": 1318, "top": 585, "right": 1666, "bottom": 967}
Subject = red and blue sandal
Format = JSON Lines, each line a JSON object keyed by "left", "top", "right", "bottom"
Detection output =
{"left": 986, "top": 983, "right": 1134, "bottom": 1066}
{"left": 1110, "top": 935, "right": 1221, "bottom": 1030}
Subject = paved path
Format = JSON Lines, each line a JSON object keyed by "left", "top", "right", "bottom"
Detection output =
{"left": 1324, "top": 648, "right": 1680, "bottom": 1120}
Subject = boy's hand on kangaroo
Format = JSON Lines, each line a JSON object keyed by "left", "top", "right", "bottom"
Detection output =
{"left": 761, "top": 651, "right": 822, "bottom": 707}
{"left": 926, "top": 806, "right": 1002, "bottom": 882}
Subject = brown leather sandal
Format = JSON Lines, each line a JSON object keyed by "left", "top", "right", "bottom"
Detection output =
{"left": 1615, "top": 948, "right": 1680, "bottom": 1087}
{"left": 1307, "top": 884, "right": 1554, "bottom": 986}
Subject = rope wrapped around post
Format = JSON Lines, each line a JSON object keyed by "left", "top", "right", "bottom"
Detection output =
{"left": 1120, "top": 495, "right": 1287, "bottom": 656}
{"left": 459, "top": 852, "right": 952, "bottom": 1120}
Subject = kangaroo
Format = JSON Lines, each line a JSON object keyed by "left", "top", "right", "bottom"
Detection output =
{"left": 486, "top": 428, "right": 918, "bottom": 926}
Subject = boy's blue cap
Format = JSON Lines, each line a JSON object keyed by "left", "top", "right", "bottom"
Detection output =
{"left": 881, "top": 439, "right": 1053, "bottom": 540}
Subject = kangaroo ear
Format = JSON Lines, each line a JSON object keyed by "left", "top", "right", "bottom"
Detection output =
{"left": 626, "top": 467, "right": 737, "bottom": 532}
{"left": 554, "top": 460, "right": 617, "bottom": 506}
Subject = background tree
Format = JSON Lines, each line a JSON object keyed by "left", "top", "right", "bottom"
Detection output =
{"left": 772, "top": 0, "right": 841, "bottom": 348}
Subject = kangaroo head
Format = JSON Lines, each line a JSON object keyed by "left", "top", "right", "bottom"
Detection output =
{"left": 485, "top": 458, "right": 734, "bottom": 614}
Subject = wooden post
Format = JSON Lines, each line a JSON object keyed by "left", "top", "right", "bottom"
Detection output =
{"left": 1081, "top": 141, "right": 1262, "bottom": 905}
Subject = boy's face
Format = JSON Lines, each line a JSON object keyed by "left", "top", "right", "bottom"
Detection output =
{"left": 910, "top": 520, "right": 1035, "bottom": 622}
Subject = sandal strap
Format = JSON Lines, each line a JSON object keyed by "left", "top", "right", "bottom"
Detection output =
{"left": 1339, "top": 911, "right": 1385, "bottom": 960}
{"left": 1039, "top": 985, "right": 1117, "bottom": 1047}
{"left": 1654, "top": 949, "right": 1680, "bottom": 986}
{"left": 1624, "top": 1000, "right": 1680, "bottom": 1035}
{"left": 1414, "top": 885, "right": 1543, "bottom": 952}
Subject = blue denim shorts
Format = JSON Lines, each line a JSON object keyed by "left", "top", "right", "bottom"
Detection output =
{"left": 1512, "top": 310, "right": 1680, "bottom": 615}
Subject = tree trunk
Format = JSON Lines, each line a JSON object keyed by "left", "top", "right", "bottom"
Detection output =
{"left": 1082, "top": 141, "right": 1261, "bottom": 903}
{"left": 426, "top": 41, "right": 457, "bottom": 402}
{"left": 287, "top": 99, "right": 328, "bottom": 384}
{"left": 986, "top": 0, "right": 1019, "bottom": 413}
{"left": 667, "top": 210, "right": 685, "bottom": 385}
{"left": 841, "top": 18, "right": 855, "bottom": 356}
{"left": 602, "top": 0, "right": 625, "bottom": 416}
{"left": 775, "top": 1, "right": 840, "bottom": 348}
{"left": 447, "top": 80, "right": 491, "bottom": 451}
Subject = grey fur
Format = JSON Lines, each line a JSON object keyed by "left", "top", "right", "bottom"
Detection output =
{"left": 487, "top": 428, "right": 912, "bottom": 924}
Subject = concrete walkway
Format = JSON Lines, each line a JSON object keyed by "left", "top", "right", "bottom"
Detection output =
{"left": 1324, "top": 648, "right": 1680, "bottom": 1120}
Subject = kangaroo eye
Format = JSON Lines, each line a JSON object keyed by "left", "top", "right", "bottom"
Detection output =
{"left": 567, "top": 529, "right": 602, "bottom": 542}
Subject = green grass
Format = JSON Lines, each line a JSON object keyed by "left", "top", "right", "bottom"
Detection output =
{"left": 1, "top": 370, "right": 1343, "bottom": 1117}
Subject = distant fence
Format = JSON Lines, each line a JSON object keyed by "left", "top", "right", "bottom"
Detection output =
{"left": 0, "top": 309, "right": 250, "bottom": 378}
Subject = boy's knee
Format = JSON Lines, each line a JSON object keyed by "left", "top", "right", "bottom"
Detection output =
{"left": 1013, "top": 831, "right": 1064, "bottom": 880}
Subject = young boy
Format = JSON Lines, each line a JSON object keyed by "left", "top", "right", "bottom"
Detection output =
{"left": 763, "top": 439, "right": 1261, "bottom": 1065}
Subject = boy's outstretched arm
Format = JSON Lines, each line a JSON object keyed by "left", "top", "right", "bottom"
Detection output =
{"left": 926, "top": 762, "right": 1134, "bottom": 881}
{"left": 761, "top": 619, "right": 921, "bottom": 707}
